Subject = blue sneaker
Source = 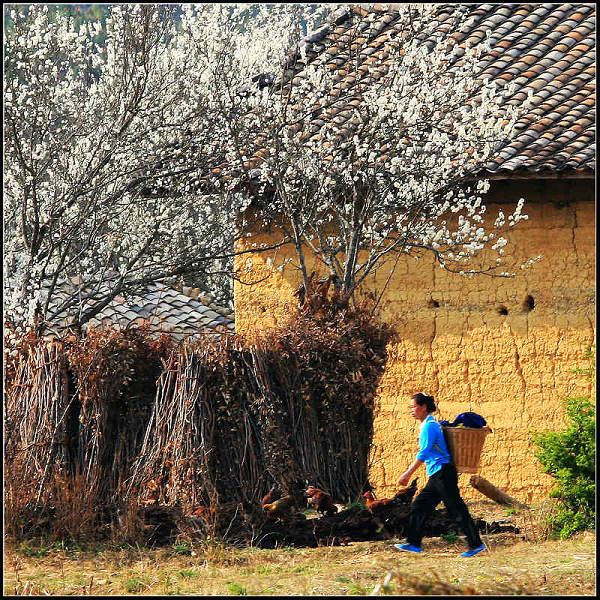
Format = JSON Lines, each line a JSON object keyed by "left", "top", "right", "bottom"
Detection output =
{"left": 460, "top": 543, "right": 486, "bottom": 557}
{"left": 393, "top": 543, "right": 422, "bottom": 553}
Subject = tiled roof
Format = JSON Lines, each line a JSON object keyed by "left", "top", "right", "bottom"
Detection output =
{"left": 273, "top": 3, "right": 595, "bottom": 176}
{"left": 44, "top": 280, "right": 234, "bottom": 341}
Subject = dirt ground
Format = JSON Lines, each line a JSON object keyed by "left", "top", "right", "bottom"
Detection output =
{"left": 3, "top": 501, "right": 596, "bottom": 596}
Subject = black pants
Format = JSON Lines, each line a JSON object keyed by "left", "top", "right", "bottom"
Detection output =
{"left": 406, "top": 462, "right": 482, "bottom": 549}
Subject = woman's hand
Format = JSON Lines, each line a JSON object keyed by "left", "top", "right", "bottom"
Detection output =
{"left": 398, "top": 472, "right": 411, "bottom": 487}
{"left": 399, "top": 459, "right": 423, "bottom": 487}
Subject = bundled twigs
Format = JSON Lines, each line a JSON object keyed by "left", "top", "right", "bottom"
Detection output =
{"left": 4, "top": 341, "right": 73, "bottom": 505}
{"left": 129, "top": 345, "right": 221, "bottom": 508}
{"left": 129, "top": 302, "right": 393, "bottom": 523}
{"left": 128, "top": 340, "right": 268, "bottom": 512}
{"left": 4, "top": 326, "right": 170, "bottom": 541}
{"left": 67, "top": 327, "right": 169, "bottom": 507}
{"left": 5, "top": 301, "right": 393, "bottom": 544}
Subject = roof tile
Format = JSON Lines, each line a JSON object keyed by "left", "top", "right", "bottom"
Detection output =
{"left": 43, "top": 280, "right": 234, "bottom": 340}
{"left": 284, "top": 3, "right": 595, "bottom": 175}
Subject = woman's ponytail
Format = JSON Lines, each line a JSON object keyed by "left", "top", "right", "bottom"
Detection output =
{"left": 412, "top": 392, "right": 436, "bottom": 413}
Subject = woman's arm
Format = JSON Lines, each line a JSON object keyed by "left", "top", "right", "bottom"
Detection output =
{"left": 398, "top": 458, "right": 423, "bottom": 486}
{"left": 399, "top": 420, "right": 434, "bottom": 486}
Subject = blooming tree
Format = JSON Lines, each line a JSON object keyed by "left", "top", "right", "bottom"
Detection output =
{"left": 216, "top": 4, "right": 538, "bottom": 302}
{"left": 4, "top": 4, "right": 330, "bottom": 333}
{"left": 4, "top": 3, "right": 540, "bottom": 336}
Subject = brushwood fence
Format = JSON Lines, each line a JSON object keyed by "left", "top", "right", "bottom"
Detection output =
{"left": 4, "top": 308, "right": 392, "bottom": 543}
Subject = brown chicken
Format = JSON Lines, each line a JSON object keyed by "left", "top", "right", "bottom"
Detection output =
{"left": 294, "top": 274, "right": 336, "bottom": 314}
{"left": 363, "top": 479, "right": 418, "bottom": 515}
{"left": 307, "top": 490, "right": 338, "bottom": 516}
{"left": 262, "top": 495, "right": 296, "bottom": 522}
{"left": 293, "top": 272, "right": 315, "bottom": 308}
{"left": 304, "top": 485, "right": 327, "bottom": 498}
{"left": 393, "top": 478, "right": 418, "bottom": 504}
{"left": 189, "top": 501, "right": 238, "bottom": 525}
{"left": 261, "top": 486, "right": 282, "bottom": 507}
{"left": 363, "top": 491, "right": 397, "bottom": 515}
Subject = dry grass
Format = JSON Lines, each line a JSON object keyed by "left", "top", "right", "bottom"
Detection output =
{"left": 4, "top": 502, "right": 595, "bottom": 596}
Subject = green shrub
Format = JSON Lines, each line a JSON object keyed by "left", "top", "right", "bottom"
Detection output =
{"left": 171, "top": 541, "right": 192, "bottom": 555}
{"left": 228, "top": 582, "right": 247, "bottom": 595}
{"left": 178, "top": 568, "right": 198, "bottom": 579}
{"left": 441, "top": 531, "right": 459, "bottom": 543}
{"left": 124, "top": 577, "right": 148, "bottom": 593}
{"left": 17, "top": 542, "right": 49, "bottom": 557}
{"left": 532, "top": 394, "right": 595, "bottom": 538}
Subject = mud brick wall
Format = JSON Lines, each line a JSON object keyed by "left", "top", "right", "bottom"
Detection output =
{"left": 234, "top": 179, "right": 595, "bottom": 503}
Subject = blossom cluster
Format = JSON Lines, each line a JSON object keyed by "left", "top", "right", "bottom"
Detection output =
{"left": 4, "top": 3, "right": 538, "bottom": 332}
{"left": 5, "top": 4, "right": 319, "bottom": 329}
{"left": 209, "top": 4, "right": 536, "bottom": 295}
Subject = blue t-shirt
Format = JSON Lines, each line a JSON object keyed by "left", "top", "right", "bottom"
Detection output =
{"left": 416, "top": 414, "right": 451, "bottom": 476}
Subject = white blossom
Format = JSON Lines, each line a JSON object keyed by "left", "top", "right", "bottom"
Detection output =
{"left": 4, "top": 4, "right": 535, "bottom": 328}
{"left": 5, "top": 4, "right": 318, "bottom": 329}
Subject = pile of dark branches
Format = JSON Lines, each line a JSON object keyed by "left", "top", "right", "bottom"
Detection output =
{"left": 4, "top": 300, "right": 393, "bottom": 544}
{"left": 4, "top": 324, "right": 172, "bottom": 541}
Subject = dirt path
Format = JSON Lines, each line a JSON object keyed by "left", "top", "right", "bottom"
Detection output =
{"left": 4, "top": 528, "right": 595, "bottom": 596}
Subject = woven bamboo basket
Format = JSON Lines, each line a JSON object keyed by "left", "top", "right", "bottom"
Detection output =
{"left": 442, "top": 426, "right": 492, "bottom": 474}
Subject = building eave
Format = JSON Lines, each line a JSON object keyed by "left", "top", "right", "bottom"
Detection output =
{"left": 474, "top": 169, "right": 595, "bottom": 181}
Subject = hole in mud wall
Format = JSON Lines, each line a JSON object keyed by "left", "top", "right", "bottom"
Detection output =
{"left": 497, "top": 305, "right": 508, "bottom": 316}
{"left": 523, "top": 295, "right": 535, "bottom": 311}
{"left": 428, "top": 299, "right": 440, "bottom": 308}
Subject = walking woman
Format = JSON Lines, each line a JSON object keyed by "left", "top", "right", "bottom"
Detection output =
{"left": 394, "top": 392, "right": 486, "bottom": 557}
